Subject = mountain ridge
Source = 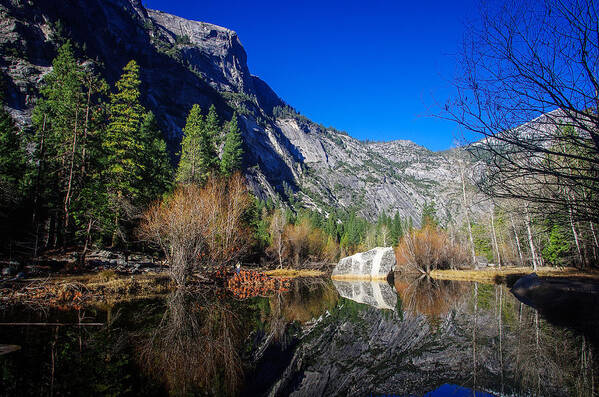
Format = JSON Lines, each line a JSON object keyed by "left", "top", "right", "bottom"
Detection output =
{"left": 0, "top": 0, "right": 477, "bottom": 222}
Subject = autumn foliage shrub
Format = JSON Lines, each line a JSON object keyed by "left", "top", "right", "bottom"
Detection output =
{"left": 140, "top": 173, "right": 253, "bottom": 286}
{"left": 395, "top": 225, "right": 468, "bottom": 274}
{"left": 269, "top": 218, "right": 339, "bottom": 267}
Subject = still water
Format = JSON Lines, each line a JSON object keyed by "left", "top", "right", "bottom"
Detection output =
{"left": 1, "top": 275, "right": 598, "bottom": 396}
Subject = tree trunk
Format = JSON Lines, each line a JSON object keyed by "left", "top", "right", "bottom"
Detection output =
{"left": 33, "top": 114, "right": 47, "bottom": 258}
{"left": 490, "top": 207, "right": 501, "bottom": 268}
{"left": 570, "top": 205, "right": 583, "bottom": 267}
{"left": 525, "top": 205, "right": 538, "bottom": 271}
{"left": 64, "top": 107, "right": 79, "bottom": 229}
{"left": 81, "top": 218, "right": 94, "bottom": 267}
{"left": 81, "top": 82, "right": 92, "bottom": 176}
{"left": 590, "top": 222, "right": 599, "bottom": 262}
{"left": 510, "top": 214, "right": 524, "bottom": 266}
{"left": 460, "top": 160, "right": 476, "bottom": 267}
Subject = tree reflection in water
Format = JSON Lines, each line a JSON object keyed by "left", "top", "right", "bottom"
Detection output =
{"left": 137, "top": 280, "right": 338, "bottom": 396}
{"left": 389, "top": 274, "right": 598, "bottom": 396}
{"left": 394, "top": 274, "right": 468, "bottom": 318}
{"left": 139, "top": 288, "right": 244, "bottom": 396}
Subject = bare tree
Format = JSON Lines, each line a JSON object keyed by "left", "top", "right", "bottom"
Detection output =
{"left": 459, "top": 157, "right": 477, "bottom": 266}
{"left": 140, "top": 173, "right": 253, "bottom": 286}
{"left": 268, "top": 209, "right": 286, "bottom": 269}
{"left": 442, "top": 0, "right": 599, "bottom": 224}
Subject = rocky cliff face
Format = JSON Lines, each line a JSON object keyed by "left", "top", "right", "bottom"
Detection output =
{"left": 0, "top": 0, "right": 478, "bottom": 221}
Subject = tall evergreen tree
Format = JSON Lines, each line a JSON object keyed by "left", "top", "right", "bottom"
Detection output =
{"left": 421, "top": 202, "right": 438, "bottom": 227}
{"left": 341, "top": 211, "right": 362, "bottom": 250}
{"left": 0, "top": 103, "right": 26, "bottom": 198}
{"left": 204, "top": 104, "right": 221, "bottom": 145}
{"left": 176, "top": 104, "right": 204, "bottom": 184}
{"left": 69, "top": 71, "right": 109, "bottom": 247}
{"left": 199, "top": 104, "right": 219, "bottom": 177}
{"left": 390, "top": 211, "right": 403, "bottom": 246}
{"left": 220, "top": 112, "right": 243, "bottom": 176}
{"left": 138, "top": 111, "right": 172, "bottom": 201}
{"left": 176, "top": 104, "right": 219, "bottom": 185}
{"left": 32, "top": 41, "right": 91, "bottom": 245}
{"left": 104, "top": 60, "right": 145, "bottom": 244}
{"left": 324, "top": 212, "right": 338, "bottom": 241}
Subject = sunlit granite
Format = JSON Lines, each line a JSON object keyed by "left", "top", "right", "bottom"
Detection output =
{"left": 332, "top": 247, "right": 396, "bottom": 280}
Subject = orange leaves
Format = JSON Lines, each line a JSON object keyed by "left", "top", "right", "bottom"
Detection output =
{"left": 268, "top": 217, "right": 340, "bottom": 266}
{"left": 1, "top": 282, "right": 88, "bottom": 311}
{"left": 223, "top": 269, "right": 290, "bottom": 300}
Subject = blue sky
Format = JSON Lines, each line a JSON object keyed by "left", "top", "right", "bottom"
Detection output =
{"left": 143, "top": 0, "right": 476, "bottom": 151}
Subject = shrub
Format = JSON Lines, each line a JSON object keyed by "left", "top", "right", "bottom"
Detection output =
{"left": 282, "top": 219, "right": 338, "bottom": 266}
{"left": 95, "top": 269, "right": 118, "bottom": 282}
{"left": 267, "top": 217, "right": 340, "bottom": 267}
{"left": 140, "top": 173, "right": 253, "bottom": 286}
{"left": 395, "top": 225, "right": 469, "bottom": 274}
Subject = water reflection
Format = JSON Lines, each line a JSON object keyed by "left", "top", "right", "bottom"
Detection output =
{"left": 259, "top": 277, "right": 599, "bottom": 397}
{"left": 138, "top": 289, "right": 244, "bottom": 395}
{"left": 332, "top": 280, "right": 397, "bottom": 310}
{"left": 1, "top": 277, "right": 598, "bottom": 396}
{"left": 394, "top": 275, "right": 468, "bottom": 318}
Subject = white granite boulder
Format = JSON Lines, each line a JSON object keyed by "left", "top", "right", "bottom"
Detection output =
{"left": 331, "top": 247, "right": 396, "bottom": 280}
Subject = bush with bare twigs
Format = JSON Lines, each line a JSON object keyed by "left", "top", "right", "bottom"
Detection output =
{"left": 139, "top": 173, "right": 253, "bottom": 286}
{"left": 267, "top": 218, "right": 339, "bottom": 267}
{"left": 395, "top": 225, "right": 469, "bottom": 274}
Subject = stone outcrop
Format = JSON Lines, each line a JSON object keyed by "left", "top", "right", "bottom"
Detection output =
{"left": 331, "top": 247, "right": 395, "bottom": 280}
{"left": 332, "top": 280, "right": 397, "bottom": 310}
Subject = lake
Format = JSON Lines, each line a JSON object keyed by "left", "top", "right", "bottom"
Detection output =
{"left": 1, "top": 275, "right": 598, "bottom": 396}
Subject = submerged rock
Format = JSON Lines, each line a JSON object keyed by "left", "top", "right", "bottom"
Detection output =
{"left": 511, "top": 273, "right": 599, "bottom": 346}
{"left": 332, "top": 247, "right": 395, "bottom": 280}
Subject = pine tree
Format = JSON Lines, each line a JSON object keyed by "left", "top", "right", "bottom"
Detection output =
{"left": 32, "top": 41, "right": 89, "bottom": 245}
{"left": 68, "top": 72, "right": 109, "bottom": 247}
{"left": 104, "top": 60, "right": 145, "bottom": 244}
{"left": 177, "top": 104, "right": 204, "bottom": 184}
{"left": 324, "top": 210, "right": 338, "bottom": 241}
{"left": 199, "top": 104, "right": 219, "bottom": 178}
{"left": 0, "top": 104, "right": 26, "bottom": 197}
{"left": 543, "top": 224, "right": 571, "bottom": 265}
{"left": 220, "top": 112, "right": 243, "bottom": 176}
{"left": 204, "top": 104, "right": 221, "bottom": 145}
{"left": 421, "top": 202, "right": 438, "bottom": 227}
{"left": 390, "top": 211, "right": 403, "bottom": 246}
{"left": 138, "top": 111, "right": 172, "bottom": 202}
{"left": 341, "top": 211, "right": 362, "bottom": 251}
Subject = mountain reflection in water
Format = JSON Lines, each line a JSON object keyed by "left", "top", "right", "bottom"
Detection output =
{"left": 1, "top": 276, "right": 597, "bottom": 396}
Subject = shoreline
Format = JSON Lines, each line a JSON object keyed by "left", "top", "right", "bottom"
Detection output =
{"left": 429, "top": 266, "right": 599, "bottom": 284}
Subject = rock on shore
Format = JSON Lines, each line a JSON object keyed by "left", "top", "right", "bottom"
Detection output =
{"left": 332, "top": 247, "right": 396, "bottom": 280}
